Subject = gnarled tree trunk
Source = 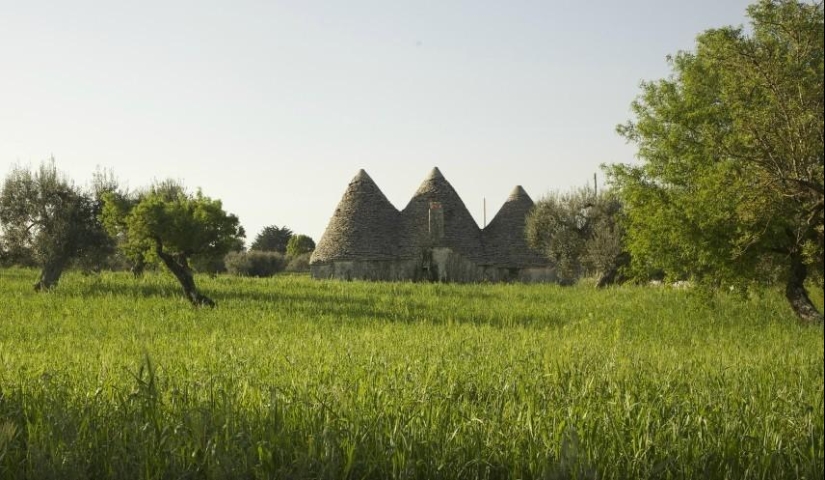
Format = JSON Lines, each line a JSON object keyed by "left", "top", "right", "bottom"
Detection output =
{"left": 785, "top": 252, "right": 823, "bottom": 325}
{"left": 33, "top": 256, "right": 68, "bottom": 291}
{"left": 155, "top": 243, "right": 215, "bottom": 307}
{"left": 130, "top": 254, "right": 146, "bottom": 279}
{"left": 596, "top": 252, "right": 630, "bottom": 288}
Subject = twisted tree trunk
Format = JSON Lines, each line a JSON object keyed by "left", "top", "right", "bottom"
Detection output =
{"left": 155, "top": 242, "right": 215, "bottom": 307}
{"left": 785, "top": 252, "right": 822, "bottom": 325}
{"left": 596, "top": 252, "right": 630, "bottom": 288}
{"left": 33, "top": 256, "right": 68, "bottom": 291}
{"left": 130, "top": 254, "right": 146, "bottom": 279}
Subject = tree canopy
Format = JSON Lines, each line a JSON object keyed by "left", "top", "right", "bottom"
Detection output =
{"left": 250, "top": 225, "right": 293, "bottom": 253}
{"left": 286, "top": 234, "right": 316, "bottom": 257}
{"left": 609, "top": 0, "right": 823, "bottom": 323}
{"left": 526, "top": 186, "right": 627, "bottom": 286}
{"left": 0, "top": 159, "right": 112, "bottom": 290}
{"left": 102, "top": 181, "right": 244, "bottom": 306}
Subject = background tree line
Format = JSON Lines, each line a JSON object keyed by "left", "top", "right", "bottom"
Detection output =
{"left": 224, "top": 226, "right": 316, "bottom": 277}
{"left": 0, "top": 160, "right": 314, "bottom": 306}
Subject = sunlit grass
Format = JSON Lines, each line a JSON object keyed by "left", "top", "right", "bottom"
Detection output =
{"left": 0, "top": 267, "right": 822, "bottom": 479}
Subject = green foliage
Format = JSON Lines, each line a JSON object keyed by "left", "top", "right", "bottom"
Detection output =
{"left": 138, "top": 192, "right": 239, "bottom": 259}
{"left": 250, "top": 225, "right": 293, "bottom": 253}
{"left": 0, "top": 233, "right": 37, "bottom": 268}
{"left": 190, "top": 237, "right": 244, "bottom": 276}
{"left": 101, "top": 180, "right": 244, "bottom": 305}
{"left": 526, "top": 186, "right": 625, "bottom": 284}
{"left": 286, "top": 234, "right": 315, "bottom": 257}
{"left": 610, "top": 0, "right": 823, "bottom": 282}
{"left": 609, "top": 0, "right": 823, "bottom": 322}
{"left": 224, "top": 250, "right": 286, "bottom": 277}
{"left": 103, "top": 182, "right": 243, "bottom": 269}
{"left": 0, "top": 268, "right": 822, "bottom": 479}
{"left": 285, "top": 252, "right": 312, "bottom": 272}
{"left": 0, "top": 159, "right": 113, "bottom": 285}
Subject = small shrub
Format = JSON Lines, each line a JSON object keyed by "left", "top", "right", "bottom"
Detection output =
{"left": 224, "top": 251, "right": 286, "bottom": 277}
{"left": 192, "top": 254, "right": 228, "bottom": 277}
{"left": 285, "top": 252, "right": 312, "bottom": 273}
{"left": 76, "top": 251, "right": 133, "bottom": 274}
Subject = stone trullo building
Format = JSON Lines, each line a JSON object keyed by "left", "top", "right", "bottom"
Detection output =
{"left": 309, "top": 167, "right": 555, "bottom": 282}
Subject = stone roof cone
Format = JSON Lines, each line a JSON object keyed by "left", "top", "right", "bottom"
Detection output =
{"left": 311, "top": 169, "right": 400, "bottom": 264}
{"left": 482, "top": 185, "right": 547, "bottom": 267}
{"left": 399, "top": 167, "right": 484, "bottom": 261}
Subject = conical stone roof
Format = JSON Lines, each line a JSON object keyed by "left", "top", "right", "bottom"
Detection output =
{"left": 482, "top": 185, "right": 547, "bottom": 268}
{"left": 399, "top": 167, "right": 484, "bottom": 261}
{"left": 311, "top": 169, "right": 400, "bottom": 264}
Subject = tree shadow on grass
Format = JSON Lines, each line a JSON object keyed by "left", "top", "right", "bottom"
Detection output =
{"left": 76, "top": 278, "right": 184, "bottom": 301}
{"left": 209, "top": 282, "right": 564, "bottom": 329}
{"left": 0, "top": 267, "right": 40, "bottom": 288}
{"left": 74, "top": 274, "right": 566, "bottom": 328}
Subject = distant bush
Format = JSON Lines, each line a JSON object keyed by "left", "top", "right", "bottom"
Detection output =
{"left": 192, "top": 254, "right": 228, "bottom": 277}
{"left": 194, "top": 237, "right": 245, "bottom": 276}
{"left": 225, "top": 251, "right": 286, "bottom": 277}
{"left": 285, "top": 252, "right": 312, "bottom": 273}
{"left": 250, "top": 225, "right": 293, "bottom": 254}
{"left": 286, "top": 235, "right": 316, "bottom": 257}
{"left": 76, "top": 250, "right": 133, "bottom": 274}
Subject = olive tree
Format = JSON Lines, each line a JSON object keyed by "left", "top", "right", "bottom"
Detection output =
{"left": 0, "top": 159, "right": 112, "bottom": 290}
{"left": 526, "top": 186, "right": 627, "bottom": 286}
{"left": 102, "top": 181, "right": 244, "bottom": 307}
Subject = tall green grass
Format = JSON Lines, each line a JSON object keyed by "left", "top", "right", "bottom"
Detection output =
{"left": 0, "top": 267, "right": 822, "bottom": 479}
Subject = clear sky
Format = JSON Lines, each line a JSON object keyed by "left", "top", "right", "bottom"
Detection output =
{"left": 1, "top": 0, "right": 754, "bottom": 244}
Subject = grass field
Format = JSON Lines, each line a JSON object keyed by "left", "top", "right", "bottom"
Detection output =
{"left": 0, "top": 267, "right": 822, "bottom": 479}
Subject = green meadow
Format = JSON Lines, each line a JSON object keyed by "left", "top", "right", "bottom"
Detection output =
{"left": 0, "top": 268, "right": 822, "bottom": 479}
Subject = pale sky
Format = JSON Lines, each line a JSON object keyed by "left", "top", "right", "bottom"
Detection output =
{"left": 1, "top": 0, "right": 753, "bottom": 244}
